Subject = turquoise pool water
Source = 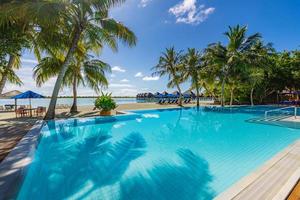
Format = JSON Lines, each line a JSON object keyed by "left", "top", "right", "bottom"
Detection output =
{"left": 17, "top": 107, "right": 300, "bottom": 199}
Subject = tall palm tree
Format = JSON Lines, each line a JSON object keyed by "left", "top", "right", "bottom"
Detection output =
{"left": 34, "top": 45, "right": 111, "bottom": 113}
{"left": 205, "top": 25, "right": 261, "bottom": 106}
{"left": 246, "top": 41, "right": 274, "bottom": 106}
{"left": 181, "top": 48, "right": 203, "bottom": 107}
{"left": 152, "top": 47, "right": 184, "bottom": 106}
{"left": 2, "top": 0, "right": 136, "bottom": 119}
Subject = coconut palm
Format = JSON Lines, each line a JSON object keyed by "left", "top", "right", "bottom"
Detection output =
{"left": 245, "top": 41, "right": 274, "bottom": 106}
{"left": 152, "top": 47, "right": 184, "bottom": 106}
{"left": 34, "top": 45, "right": 111, "bottom": 113}
{"left": 205, "top": 25, "right": 261, "bottom": 106}
{"left": 0, "top": 17, "right": 31, "bottom": 94}
{"left": 2, "top": 0, "right": 136, "bottom": 119}
{"left": 181, "top": 48, "right": 203, "bottom": 107}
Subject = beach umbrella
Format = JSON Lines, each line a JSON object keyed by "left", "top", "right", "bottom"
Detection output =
{"left": 161, "top": 91, "right": 169, "bottom": 98}
{"left": 172, "top": 91, "right": 180, "bottom": 98}
{"left": 154, "top": 92, "right": 162, "bottom": 98}
{"left": 11, "top": 90, "right": 45, "bottom": 116}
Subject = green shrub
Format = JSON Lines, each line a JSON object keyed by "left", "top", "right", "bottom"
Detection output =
{"left": 94, "top": 93, "right": 117, "bottom": 111}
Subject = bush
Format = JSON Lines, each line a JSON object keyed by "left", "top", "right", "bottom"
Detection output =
{"left": 94, "top": 93, "right": 117, "bottom": 111}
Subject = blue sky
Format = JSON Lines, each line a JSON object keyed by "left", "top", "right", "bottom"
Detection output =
{"left": 5, "top": 0, "right": 300, "bottom": 96}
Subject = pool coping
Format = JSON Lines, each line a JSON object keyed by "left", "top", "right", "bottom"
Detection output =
{"left": 214, "top": 139, "right": 300, "bottom": 200}
{"left": 0, "top": 120, "right": 44, "bottom": 200}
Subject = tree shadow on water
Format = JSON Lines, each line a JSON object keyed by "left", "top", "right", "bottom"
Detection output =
{"left": 18, "top": 130, "right": 147, "bottom": 200}
{"left": 119, "top": 149, "right": 215, "bottom": 200}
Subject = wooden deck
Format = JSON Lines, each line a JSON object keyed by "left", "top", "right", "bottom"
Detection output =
{"left": 215, "top": 140, "right": 300, "bottom": 200}
{"left": 288, "top": 181, "right": 300, "bottom": 200}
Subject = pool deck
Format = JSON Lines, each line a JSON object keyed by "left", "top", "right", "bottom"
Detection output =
{"left": 215, "top": 139, "right": 300, "bottom": 200}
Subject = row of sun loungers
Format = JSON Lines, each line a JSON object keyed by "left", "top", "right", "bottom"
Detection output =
{"left": 157, "top": 98, "right": 192, "bottom": 104}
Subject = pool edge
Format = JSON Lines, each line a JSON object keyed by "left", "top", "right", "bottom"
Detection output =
{"left": 0, "top": 121, "right": 44, "bottom": 200}
{"left": 214, "top": 139, "right": 300, "bottom": 200}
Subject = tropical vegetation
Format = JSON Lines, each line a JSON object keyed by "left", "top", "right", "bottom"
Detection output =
{"left": 94, "top": 92, "right": 117, "bottom": 112}
{"left": 0, "top": 0, "right": 136, "bottom": 119}
{"left": 154, "top": 25, "right": 300, "bottom": 107}
{"left": 0, "top": 0, "right": 300, "bottom": 117}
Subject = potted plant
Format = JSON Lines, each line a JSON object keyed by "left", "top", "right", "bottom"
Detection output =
{"left": 94, "top": 93, "right": 117, "bottom": 116}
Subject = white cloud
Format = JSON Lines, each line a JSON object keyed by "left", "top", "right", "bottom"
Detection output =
{"left": 120, "top": 79, "right": 129, "bottom": 83}
{"left": 134, "top": 72, "right": 143, "bottom": 77}
{"left": 169, "top": 0, "right": 215, "bottom": 25}
{"left": 139, "top": 0, "right": 151, "bottom": 7}
{"left": 112, "top": 66, "right": 126, "bottom": 73}
{"left": 142, "top": 76, "right": 159, "bottom": 81}
{"left": 111, "top": 74, "right": 116, "bottom": 78}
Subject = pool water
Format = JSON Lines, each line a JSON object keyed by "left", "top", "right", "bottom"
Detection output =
{"left": 17, "top": 107, "right": 300, "bottom": 199}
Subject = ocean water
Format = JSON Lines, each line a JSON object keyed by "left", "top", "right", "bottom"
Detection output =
{"left": 0, "top": 97, "right": 139, "bottom": 107}
{"left": 17, "top": 107, "right": 300, "bottom": 199}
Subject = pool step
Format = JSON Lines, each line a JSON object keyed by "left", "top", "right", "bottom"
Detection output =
{"left": 247, "top": 115, "right": 291, "bottom": 123}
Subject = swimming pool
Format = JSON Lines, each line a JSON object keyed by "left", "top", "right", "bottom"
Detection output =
{"left": 16, "top": 107, "right": 300, "bottom": 199}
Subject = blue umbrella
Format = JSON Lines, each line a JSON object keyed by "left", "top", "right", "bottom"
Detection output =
{"left": 12, "top": 90, "right": 45, "bottom": 99}
{"left": 166, "top": 93, "right": 176, "bottom": 98}
{"left": 154, "top": 92, "right": 162, "bottom": 98}
{"left": 11, "top": 90, "right": 45, "bottom": 116}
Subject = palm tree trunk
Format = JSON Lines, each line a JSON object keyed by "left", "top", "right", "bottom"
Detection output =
{"left": 230, "top": 87, "right": 234, "bottom": 106}
{"left": 44, "top": 27, "right": 82, "bottom": 120}
{"left": 196, "top": 86, "right": 200, "bottom": 108}
{"left": 0, "top": 55, "right": 16, "bottom": 94}
{"left": 177, "top": 85, "right": 183, "bottom": 106}
{"left": 221, "top": 78, "right": 225, "bottom": 107}
{"left": 250, "top": 87, "right": 254, "bottom": 106}
{"left": 70, "top": 76, "right": 78, "bottom": 113}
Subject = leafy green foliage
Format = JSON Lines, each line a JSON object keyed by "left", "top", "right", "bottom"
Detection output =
{"left": 94, "top": 92, "right": 117, "bottom": 111}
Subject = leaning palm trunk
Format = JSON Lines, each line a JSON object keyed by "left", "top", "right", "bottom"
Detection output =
{"left": 221, "top": 78, "right": 225, "bottom": 107}
{"left": 70, "top": 76, "right": 78, "bottom": 113}
{"left": 44, "top": 28, "right": 82, "bottom": 120}
{"left": 0, "top": 55, "right": 16, "bottom": 94}
{"left": 250, "top": 87, "right": 254, "bottom": 106}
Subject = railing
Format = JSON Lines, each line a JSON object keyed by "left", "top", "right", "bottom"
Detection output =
{"left": 264, "top": 106, "right": 297, "bottom": 119}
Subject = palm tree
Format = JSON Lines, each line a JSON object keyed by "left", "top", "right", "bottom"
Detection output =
{"left": 246, "top": 41, "right": 274, "bottom": 106}
{"left": 205, "top": 25, "right": 261, "bottom": 106}
{"left": 34, "top": 44, "right": 111, "bottom": 113}
{"left": 181, "top": 48, "right": 203, "bottom": 107}
{"left": 2, "top": 0, "right": 136, "bottom": 119}
{"left": 0, "top": 16, "right": 31, "bottom": 94}
{"left": 152, "top": 47, "right": 184, "bottom": 106}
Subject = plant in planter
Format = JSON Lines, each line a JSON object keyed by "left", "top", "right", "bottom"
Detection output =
{"left": 95, "top": 93, "right": 117, "bottom": 116}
